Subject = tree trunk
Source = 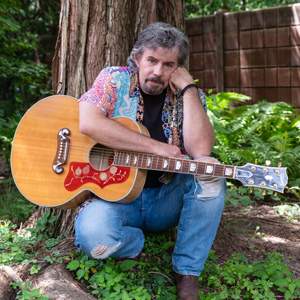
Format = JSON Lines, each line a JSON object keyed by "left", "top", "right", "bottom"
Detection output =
{"left": 52, "top": 0, "right": 185, "bottom": 98}
{"left": 41, "top": 0, "right": 185, "bottom": 237}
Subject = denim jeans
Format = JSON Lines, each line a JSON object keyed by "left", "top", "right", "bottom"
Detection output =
{"left": 74, "top": 173, "right": 226, "bottom": 276}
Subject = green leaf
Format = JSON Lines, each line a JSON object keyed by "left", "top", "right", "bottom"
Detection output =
{"left": 288, "top": 283, "right": 296, "bottom": 294}
{"left": 295, "top": 279, "right": 300, "bottom": 287}
{"left": 119, "top": 260, "right": 138, "bottom": 271}
{"left": 48, "top": 216, "right": 57, "bottom": 223}
{"left": 240, "top": 195, "right": 251, "bottom": 207}
{"left": 228, "top": 197, "right": 239, "bottom": 206}
{"left": 274, "top": 278, "right": 289, "bottom": 287}
{"left": 67, "top": 260, "right": 80, "bottom": 271}
{"left": 30, "top": 265, "right": 41, "bottom": 274}
{"left": 105, "top": 265, "right": 113, "bottom": 273}
{"left": 162, "top": 241, "right": 175, "bottom": 250}
{"left": 85, "top": 260, "right": 96, "bottom": 268}
{"left": 114, "top": 273, "right": 123, "bottom": 282}
{"left": 97, "top": 273, "right": 105, "bottom": 284}
{"left": 253, "top": 270, "right": 268, "bottom": 280}
{"left": 76, "top": 268, "right": 85, "bottom": 279}
{"left": 284, "top": 290, "right": 292, "bottom": 300}
{"left": 220, "top": 152, "right": 228, "bottom": 162}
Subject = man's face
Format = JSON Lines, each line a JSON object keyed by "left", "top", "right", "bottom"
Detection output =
{"left": 134, "top": 46, "right": 179, "bottom": 95}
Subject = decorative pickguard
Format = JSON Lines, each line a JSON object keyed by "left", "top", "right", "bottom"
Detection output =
{"left": 64, "top": 162, "right": 130, "bottom": 191}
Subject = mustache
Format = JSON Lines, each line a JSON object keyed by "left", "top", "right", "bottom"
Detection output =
{"left": 145, "top": 77, "right": 165, "bottom": 85}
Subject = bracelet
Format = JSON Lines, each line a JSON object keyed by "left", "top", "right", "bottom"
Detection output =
{"left": 179, "top": 83, "right": 198, "bottom": 97}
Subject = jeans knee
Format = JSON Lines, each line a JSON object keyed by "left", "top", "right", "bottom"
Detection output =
{"left": 195, "top": 177, "right": 226, "bottom": 200}
{"left": 90, "top": 242, "right": 121, "bottom": 259}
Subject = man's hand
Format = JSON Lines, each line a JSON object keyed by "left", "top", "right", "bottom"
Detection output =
{"left": 153, "top": 143, "right": 182, "bottom": 159}
{"left": 169, "top": 67, "right": 196, "bottom": 94}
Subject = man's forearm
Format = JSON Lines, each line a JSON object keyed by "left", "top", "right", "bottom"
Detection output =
{"left": 182, "top": 88, "right": 215, "bottom": 158}
{"left": 79, "top": 102, "right": 182, "bottom": 158}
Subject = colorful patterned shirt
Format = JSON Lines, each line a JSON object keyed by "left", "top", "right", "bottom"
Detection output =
{"left": 79, "top": 66, "right": 207, "bottom": 154}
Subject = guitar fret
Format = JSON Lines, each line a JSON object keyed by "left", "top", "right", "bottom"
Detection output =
{"left": 157, "top": 157, "right": 162, "bottom": 170}
{"left": 128, "top": 152, "right": 133, "bottom": 167}
{"left": 204, "top": 163, "right": 215, "bottom": 175}
{"left": 214, "top": 164, "right": 225, "bottom": 177}
{"left": 224, "top": 166, "right": 235, "bottom": 178}
{"left": 168, "top": 158, "right": 176, "bottom": 172}
{"left": 117, "top": 151, "right": 121, "bottom": 165}
{"left": 146, "top": 155, "right": 153, "bottom": 169}
{"left": 175, "top": 159, "right": 183, "bottom": 172}
{"left": 162, "top": 157, "right": 169, "bottom": 171}
{"left": 182, "top": 160, "right": 189, "bottom": 173}
{"left": 125, "top": 153, "right": 130, "bottom": 166}
{"left": 156, "top": 157, "right": 160, "bottom": 170}
{"left": 137, "top": 153, "right": 143, "bottom": 168}
{"left": 196, "top": 162, "right": 206, "bottom": 175}
{"left": 188, "top": 161, "right": 197, "bottom": 174}
{"left": 140, "top": 154, "right": 146, "bottom": 168}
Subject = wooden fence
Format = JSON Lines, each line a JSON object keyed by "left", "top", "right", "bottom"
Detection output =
{"left": 186, "top": 4, "right": 300, "bottom": 107}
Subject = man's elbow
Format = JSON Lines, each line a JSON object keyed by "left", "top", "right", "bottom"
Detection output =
{"left": 187, "top": 136, "right": 215, "bottom": 158}
{"left": 79, "top": 119, "right": 92, "bottom": 136}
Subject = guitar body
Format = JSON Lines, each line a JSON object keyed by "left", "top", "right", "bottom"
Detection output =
{"left": 11, "top": 95, "right": 147, "bottom": 209}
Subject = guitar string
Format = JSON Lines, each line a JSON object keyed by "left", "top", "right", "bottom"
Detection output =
{"left": 59, "top": 144, "right": 273, "bottom": 177}
{"left": 57, "top": 144, "right": 237, "bottom": 178}
{"left": 65, "top": 145, "right": 266, "bottom": 173}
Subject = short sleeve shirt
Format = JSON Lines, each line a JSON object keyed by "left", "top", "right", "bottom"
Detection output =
{"left": 79, "top": 66, "right": 207, "bottom": 154}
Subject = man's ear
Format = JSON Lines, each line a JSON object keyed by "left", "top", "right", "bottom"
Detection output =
{"left": 134, "top": 52, "right": 140, "bottom": 68}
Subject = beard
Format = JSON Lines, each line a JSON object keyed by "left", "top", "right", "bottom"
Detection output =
{"left": 141, "top": 77, "right": 166, "bottom": 95}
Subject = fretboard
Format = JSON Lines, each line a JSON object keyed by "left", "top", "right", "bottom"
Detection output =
{"left": 114, "top": 151, "right": 236, "bottom": 179}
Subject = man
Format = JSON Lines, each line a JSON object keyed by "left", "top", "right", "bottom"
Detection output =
{"left": 74, "top": 22, "right": 226, "bottom": 300}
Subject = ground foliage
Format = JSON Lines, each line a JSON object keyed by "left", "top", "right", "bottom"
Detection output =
{"left": 206, "top": 93, "right": 300, "bottom": 189}
{"left": 0, "top": 208, "right": 300, "bottom": 299}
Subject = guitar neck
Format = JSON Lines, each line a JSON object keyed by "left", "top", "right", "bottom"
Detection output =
{"left": 114, "top": 151, "right": 236, "bottom": 179}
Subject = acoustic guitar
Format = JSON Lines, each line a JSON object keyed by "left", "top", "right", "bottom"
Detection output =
{"left": 11, "top": 95, "right": 288, "bottom": 209}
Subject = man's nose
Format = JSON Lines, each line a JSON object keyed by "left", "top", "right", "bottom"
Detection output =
{"left": 153, "top": 64, "right": 163, "bottom": 76}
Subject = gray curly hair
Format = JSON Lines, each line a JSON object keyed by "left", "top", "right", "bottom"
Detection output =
{"left": 127, "top": 22, "right": 189, "bottom": 73}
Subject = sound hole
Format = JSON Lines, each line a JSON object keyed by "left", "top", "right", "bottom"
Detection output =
{"left": 89, "top": 144, "right": 115, "bottom": 170}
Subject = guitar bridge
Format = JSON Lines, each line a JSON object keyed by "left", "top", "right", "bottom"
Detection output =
{"left": 52, "top": 128, "right": 70, "bottom": 174}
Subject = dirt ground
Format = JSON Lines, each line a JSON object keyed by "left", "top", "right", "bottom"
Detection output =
{"left": 213, "top": 199, "right": 300, "bottom": 280}
{"left": 1, "top": 153, "right": 300, "bottom": 281}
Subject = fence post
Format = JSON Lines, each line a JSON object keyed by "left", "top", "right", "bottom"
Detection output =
{"left": 215, "top": 9, "right": 226, "bottom": 93}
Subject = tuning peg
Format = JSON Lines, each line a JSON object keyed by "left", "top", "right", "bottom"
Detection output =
{"left": 278, "top": 162, "right": 282, "bottom": 168}
{"left": 274, "top": 192, "right": 278, "bottom": 197}
{"left": 262, "top": 189, "right": 266, "bottom": 196}
{"left": 266, "top": 160, "right": 271, "bottom": 166}
{"left": 255, "top": 158, "right": 258, "bottom": 164}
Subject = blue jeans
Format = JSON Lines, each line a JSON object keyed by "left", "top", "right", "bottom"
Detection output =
{"left": 74, "top": 173, "right": 226, "bottom": 276}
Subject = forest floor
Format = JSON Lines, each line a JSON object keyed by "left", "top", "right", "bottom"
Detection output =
{"left": 213, "top": 198, "right": 300, "bottom": 280}
{"left": 1, "top": 153, "right": 300, "bottom": 297}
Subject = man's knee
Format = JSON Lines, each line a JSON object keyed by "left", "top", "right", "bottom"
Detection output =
{"left": 195, "top": 176, "right": 226, "bottom": 199}
{"left": 90, "top": 242, "right": 121, "bottom": 259}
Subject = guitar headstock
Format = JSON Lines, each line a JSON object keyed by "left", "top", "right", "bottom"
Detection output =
{"left": 235, "top": 161, "right": 288, "bottom": 193}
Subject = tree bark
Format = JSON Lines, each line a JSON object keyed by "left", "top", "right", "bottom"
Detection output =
{"left": 46, "top": 0, "right": 185, "bottom": 237}
{"left": 52, "top": 0, "right": 185, "bottom": 98}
